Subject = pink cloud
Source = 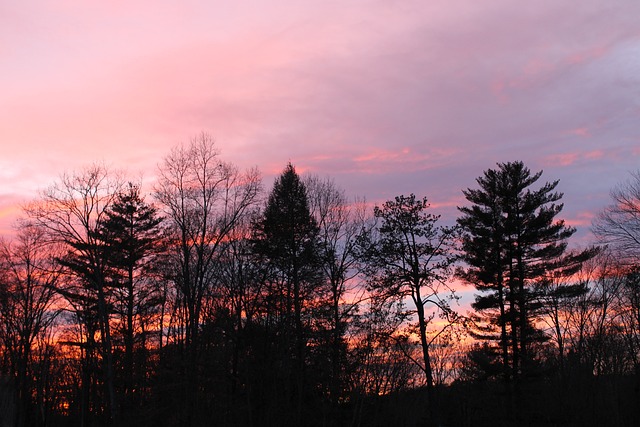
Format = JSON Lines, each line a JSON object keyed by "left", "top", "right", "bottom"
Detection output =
{"left": 565, "top": 211, "right": 596, "bottom": 228}
{"left": 545, "top": 149, "right": 608, "bottom": 167}
{"left": 522, "top": 58, "right": 555, "bottom": 76}
{"left": 350, "top": 146, "right": 460, "bottom": 176}
{"left": 490, "top": 79, "right": 510, "bottom": 103}
{"left": 0, "top": 205, "right": 21, "bottom": 222}
{"left": 0, "top": 197, "right": 25, "bottom": 238}
{"left": 566, "top": 127, "right": 591, "bottom": 137}
{"left": 566, "top": 45, "right": 608, "bottom": 66}
{"left": 584, "top": 150, "right": 604, "bottom": 160}
{"left": 354, "top": 148, "right": 411, "bottom": 163}
{"left": 311, "top": 155, "right": 333, "bottom": 161}
{"left": 546, "top": 152, "right": 581, "bottom": 167}
{"left": 1, "top": 0, "right": 639, "bottom": 249}
{"left": 426, "top": 196, "right": 467, "bottom": 212}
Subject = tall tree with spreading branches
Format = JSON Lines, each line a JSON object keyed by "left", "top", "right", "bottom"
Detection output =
{"left": 357, "top": 194, "right": 459, "bottom": 426}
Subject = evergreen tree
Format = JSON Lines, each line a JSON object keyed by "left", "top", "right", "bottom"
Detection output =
{"left": 252, "top": 163, "right": 322, "bottom": 425}
{"left": 96, "top": 183, "right": 164, "bottom": 419}
{"left": 457, "top": 161, "right": 593, "bottom": 382}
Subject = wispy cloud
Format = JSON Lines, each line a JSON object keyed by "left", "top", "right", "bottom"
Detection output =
{"left": 1, "top": 0, "right": 639, "bottom": 242}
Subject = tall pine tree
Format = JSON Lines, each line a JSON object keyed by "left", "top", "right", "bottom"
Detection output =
{"left": 96, "top": 183, "right": 164, "bottom": 418}
{"left": 252, "top": 163, "right": 322, "bottom": 425}
{"left": 457, "top": 161, "right": 593, "bottom": 381}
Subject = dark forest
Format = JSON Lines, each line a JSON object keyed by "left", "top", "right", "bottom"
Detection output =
{"left": 0, "top": 134, "right": 638, "bottom": 427}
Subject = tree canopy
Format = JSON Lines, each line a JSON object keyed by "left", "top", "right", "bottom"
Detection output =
{"left": 0, "top": 152, "right": 634, "bottom": 427}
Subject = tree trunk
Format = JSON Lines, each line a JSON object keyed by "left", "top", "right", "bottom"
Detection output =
{"left": 97, "top": 283, "right": 118, "bottom": 424}
{"left": 415, "top": 287, "right": 437, "bottom": 427}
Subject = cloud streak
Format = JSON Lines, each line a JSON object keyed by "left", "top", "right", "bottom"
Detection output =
{"left": 1, "top": 0, "right": 639, "bottom": 242}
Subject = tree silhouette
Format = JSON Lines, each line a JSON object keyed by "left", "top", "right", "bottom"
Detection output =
{"left": 6, "top": 147, "right": 640, "bottom": 427}
{"left": 304, "top": 175, "right": 370, "bottom": 417}
{"left": 252, "top": 163, "right": 322, "bottom": 425}
{"left": 0, "top": 223, "right": 62, "bottom": 427}
{"left": 357, "top": 194, "right": 458, "bottom": 426}
{"left": 95, "top": 182, "right": 164, "bottom": 418}
{"left": 457, "top": 161, "right": 594, "bottom": 383}
{"left": 593, "top": 171, "right": 640, "bottom": 265}
{"left": 154, "top": 133, "right": 260, "bottom": 426}
{"left": 25, "top": 164, "right": 122, "bottom": 425}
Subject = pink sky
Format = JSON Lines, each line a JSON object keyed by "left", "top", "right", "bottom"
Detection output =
{"left": 2, "top": 0, "right": 640, "bottom": 244}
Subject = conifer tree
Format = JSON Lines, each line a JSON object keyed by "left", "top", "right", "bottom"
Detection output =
{"left": 96, "top": 183, "right": 164, "bottom": 415}
{"left": 458, "top": 161, "right": 594, "bottom": 381}
{"left": 252, "top": 163, "right": 322, "bottom": 425}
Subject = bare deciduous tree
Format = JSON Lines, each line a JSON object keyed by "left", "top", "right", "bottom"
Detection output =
{"left": 304, "top": 175, "right": 370, "bottom": 409}
{"left": 154, "top": 133, "right": 260, "bottom": 426}
{"left": 593, "top": 171, "right": 640, "bottom": 265}
{"left": 0, "top": 222, "right": 62, "bottom": 427}
{"left": 25, "top": 164, "right": 122, "bottom": 425}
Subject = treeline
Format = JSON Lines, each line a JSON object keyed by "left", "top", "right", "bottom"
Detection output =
{"left": 0, "top": 134, "right": 638, "bottom": 427}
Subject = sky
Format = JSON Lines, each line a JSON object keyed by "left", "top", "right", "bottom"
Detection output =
{"left": 2, "top": 0, "right": 640, "bottom": 246}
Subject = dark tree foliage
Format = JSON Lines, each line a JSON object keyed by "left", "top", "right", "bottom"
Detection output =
{"left": 153, "top": 134, "right": 260, "bottom": 426}
{"left": 209, "top": 213, "right": 267, "bottom": 424}
{"left": 251, "top": 163, "right": 323, "bottom": 426}
{"left": 457, "top": 161, "right": 595, "bottom": 383}
{"left": 7, "top": 150, "right": 640, "bottom": 427}
{"left": 95, "top": 183, "right": 164, "bottom": 421}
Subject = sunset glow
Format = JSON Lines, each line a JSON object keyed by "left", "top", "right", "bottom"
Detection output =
{"left": 3, "top": 4, "right": 640, "bottom": 425}
{"left": 2, "top": 1, "right": 639, "bottom": 241}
